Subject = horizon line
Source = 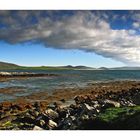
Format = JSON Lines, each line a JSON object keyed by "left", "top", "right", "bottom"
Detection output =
{"left": 2, "top": 60, "right": 140, "bottom": 69}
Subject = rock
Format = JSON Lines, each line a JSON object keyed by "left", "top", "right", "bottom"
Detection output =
{"left": 34, "top": 111, "right": 40, "bottom": 117}
{"left": 25, "top": 104, "right": 32, "bottom": 109}
{"left": 81, "top": 114, "right": 89, "bottom": 121}
{"left": 28, "top": 110, "right": 39, "bottom": 118}
{"left": 74, "top": 95, "right": 92, "bottom": 104}
{"left": 128, "top": 102, "right": 136, "bottom": 107}
{"left": 102, "top": 99, "right": 120, "bottom": 109}
{"left": 83, "top": 103, "right": 94, "bottom": 111}
{"left": 60, "top": 99, "right": 65, "bottom": 103}
{"left": 47, "top": 104, "right": 56, "bottom": 110}
{"left": 91, "top": 101, "right": 100, "bottom": 108}
{"left": 57, "top": 117, "right": 73, "bottom": 130}
{"left": 70, "top": 116, "right": 76, "bottom": 121}
{"left": 33, "top": 102, "right": 40, "bottom": 110}
{"left": 45, "top": 109, "right": 59, "bottom": 120}
{"left": 11, "top": 104, "right": 22, "bottom": 111}
{"left": 70, "top": 104, "right": 77, "bottom": 109}
{"left": 48, "top": 120, "right": 57, "bottom": 129}
{"left": 96, "top": 109, "right": 100, "bottom": 113}
{"left": 120, "top": 99, "right": 136, "bottom": 107}
{"left": 24, "top": 111, "right": 36, "bottom": 120}
{"left": 53, "top": 102, "right": 61, "bottom": 108}
{"left": 0, "top": 72, "right": 11, "bottom": 76}
{"left": 40, "top": 120, "right": 46, "bottom": 126}
{"left": 33, "top": 125, "right": 44, "bottom": 130}
{"left": 57, "top": 108, "right": 67, "bottom": 118}
{"left": 36, "top": 115, "right": 44, "bottom": 121}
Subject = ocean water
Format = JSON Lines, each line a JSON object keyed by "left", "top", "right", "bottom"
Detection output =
{"left": 1, "top": 70, "right": 140, "bottom": 102}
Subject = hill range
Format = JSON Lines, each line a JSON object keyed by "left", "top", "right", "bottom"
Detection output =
{"left": 0, "top": 61, "right": 140, "bottom": 70}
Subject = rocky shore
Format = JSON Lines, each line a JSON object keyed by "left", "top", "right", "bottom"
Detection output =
{"left": 0, "top": 81, "right": 140, "bottom": 130}
{"left": 0, "top": 72, "right": 58, "bottom": 82}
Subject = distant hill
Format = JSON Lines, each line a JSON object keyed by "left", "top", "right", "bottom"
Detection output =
{"left": 0, "top": 62, "right": 95, "bottom": 70}
{"left": 75, "top": 65, "right": 95, "bottom": 70}
{"left": 1, "top": 61, "right": 140, "bottom": 71}
{"left": 0, "top": 61, "right": 19, "bottom": 70}
{"left": 61, "top": 65, "right": 95, "bottom": 70}
{"left": 98, "top": 67, "right": 109, "bottom": 70}
{"left": 55, "top": 65, "right": 96, "bottom": 70}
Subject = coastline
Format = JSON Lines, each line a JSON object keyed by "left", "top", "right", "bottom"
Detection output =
{"left": 0, "top": 80, "right": 140, "bottom": 129}
{"left": 0, "top": 72, "right": 58, "bottom": 82}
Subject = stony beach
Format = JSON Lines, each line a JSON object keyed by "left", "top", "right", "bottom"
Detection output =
{"left": 0, "top": 75, "right": 140, "bottom": 130}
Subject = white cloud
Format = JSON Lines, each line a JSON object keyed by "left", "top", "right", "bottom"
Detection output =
{"left": 1, "top": 11, "right": 140, "bottom": 65}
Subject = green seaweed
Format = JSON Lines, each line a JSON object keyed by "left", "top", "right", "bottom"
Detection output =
{"left": 97, "top": 106, "right": 140, "bottom": 122}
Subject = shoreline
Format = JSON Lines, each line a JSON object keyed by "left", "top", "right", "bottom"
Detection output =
{"left": 1, "top": 80, "right": 140, "bottom": 105}
{"left": 0, "top": 72, "right": 58, "bottom": 82}
{"left": 0, "top": 80, "right": 140, "bottom": 129}
{"left": 0, "top": 80, "right": 140, "bottom": 103}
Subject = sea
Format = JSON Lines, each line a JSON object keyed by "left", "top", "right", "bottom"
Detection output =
{"left": 0, "top": 69, "right": 140, "bottom": 102}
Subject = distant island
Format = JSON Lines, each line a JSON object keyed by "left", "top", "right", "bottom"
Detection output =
{"left": 1, "top": 61, "right": 140, "bottom": 70}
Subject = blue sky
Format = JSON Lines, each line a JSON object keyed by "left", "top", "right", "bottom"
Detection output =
{"left": 0, "top": 10, "right": 140, "bottom": 67}
{"left": 0, "top": 41, "right": 124, "bottom": 67}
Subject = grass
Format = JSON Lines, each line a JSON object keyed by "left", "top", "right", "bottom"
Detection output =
{"left": 0, "top": 66, "right": 74, "bottom": 71}
{"left": 19, "top": 66, "right": 73, "bottom": 70}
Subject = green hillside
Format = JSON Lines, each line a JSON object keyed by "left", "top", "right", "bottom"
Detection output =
{"left": 0, "top": 62, "right": 20, "bottom": 70}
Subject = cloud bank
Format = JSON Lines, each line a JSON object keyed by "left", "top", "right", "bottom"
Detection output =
{"left": 0, "top": 10, "right": 140, "bottom": 65}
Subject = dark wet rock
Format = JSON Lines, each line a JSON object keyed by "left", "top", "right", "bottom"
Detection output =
{"left": 33, "top": 102, "right": 40, "bottom": 110}
{"left": 25, "top": 104, "right": 32, "bottom": 109}
{"left": 53, "top": 102, "right": 61, "bottom": 108}
{"left": 17, "top": 123, "right": 34, "bottom": 130}
{"left": 57, "top": 117, "right": 74, "bottom": 130}
{"left": 69, "top": 104, "right": 77, "bottom": 109}
{"left": 28, "top": 110, "right": 40, "bottom": 118}
{"left": 74, "top": 95, "right": 93, "bottom": 105}
{"left": 57, "top": 108, "right": 67, "bottom": 119}
{"left": 15, "top": 116, "right": 35, "bottom": 125}
{"left": 60, "top": 99, "right": 65, "bottom": 103}
{"left": 0, "top": 105, "right": 3, "bottom": 110}
{"left": 11, "top": 104, "right": 23, "bottom": 111}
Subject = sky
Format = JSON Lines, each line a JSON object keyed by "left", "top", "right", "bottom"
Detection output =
{"left": 0, "top": 10, "right": 140, "bottom": 68}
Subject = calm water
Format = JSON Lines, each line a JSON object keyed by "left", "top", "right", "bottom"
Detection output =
{"left": 1, "top": 70, "right": 140, "bottom": 102}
